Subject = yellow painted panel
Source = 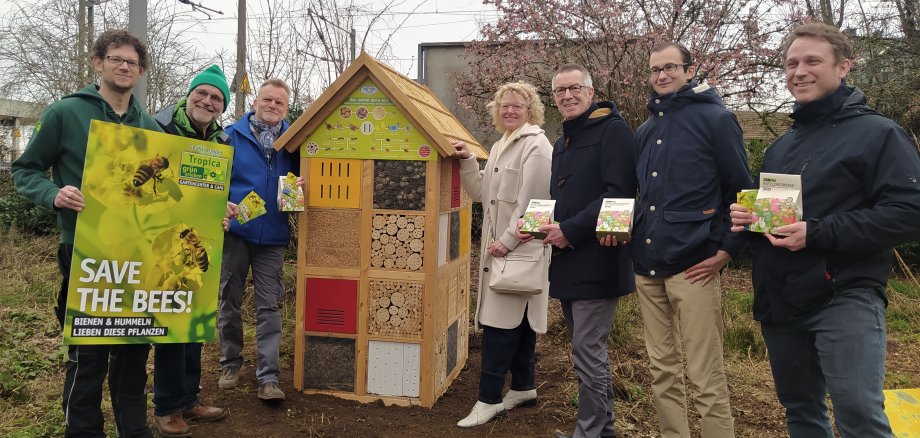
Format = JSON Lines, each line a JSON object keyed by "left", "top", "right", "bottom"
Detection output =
{"left": 308, "top": 158, "right": 361, "bottom": 208}
{"left": 459, "top": 206, "right": 471, "bottom": 256}
{"left": 885, "top": 388, "right": 920, "bottom": 437}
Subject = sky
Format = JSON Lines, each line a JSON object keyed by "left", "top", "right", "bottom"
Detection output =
{"left": 172, "top": 0, "right": 500, "bottom": 79}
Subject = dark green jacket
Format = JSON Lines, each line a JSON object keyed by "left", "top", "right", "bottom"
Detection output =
{"left": 12, "top": 84, "right": 161, "bottom": 244}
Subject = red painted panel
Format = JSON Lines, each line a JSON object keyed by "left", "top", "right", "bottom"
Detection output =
{"left": 451, "top": 160, "right": 462, "bottom": 208}
{"left": 305, "top": 277, "right": 357, "bottom": 334}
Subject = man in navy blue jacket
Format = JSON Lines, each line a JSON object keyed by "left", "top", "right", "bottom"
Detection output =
{"left": 731, "top": 23, "right": 920, "bottom": 437}
{"left": 631, "top": 43, "right": 750, "bottom": 438}
{"left": 540, "top": 64, "right": 637, "bottom": 438}
{"left": 217, "top": 78, "right": 298, "bottom": 401}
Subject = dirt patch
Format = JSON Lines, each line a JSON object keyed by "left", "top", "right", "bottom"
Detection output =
{"left": 188, "top": 296, "right": 788, "bottom": 437}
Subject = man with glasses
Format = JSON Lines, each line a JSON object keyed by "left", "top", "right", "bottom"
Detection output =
{"left": 151, "top": 64, "right": 231, "bottom": 437}
{"left": 538, "top": 64, "right": 637, "bottom": 438}
{"left": 628, "top": 42, "right": 750, "bottom": 438}
{"left": 731, "top": 23, "right": 920, "bottom": 437}
{"left": 12, "top": 30, "right": 161, "bottom": 437}
{"left": 218, "top": 78, "right": 299, "bottom": 401}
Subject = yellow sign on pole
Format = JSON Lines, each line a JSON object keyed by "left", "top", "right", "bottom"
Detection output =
{"left": 238, "top": 73, "right": 251, "bottom": 95}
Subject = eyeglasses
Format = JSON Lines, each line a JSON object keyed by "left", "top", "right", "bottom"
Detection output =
{"left": 649, "top": 63, "right": 689, "bottom": 76}
{"left": 192, "top": 88, "right": 225, "bottom": 105}
{"left": 499, "top": 103, "right": 528, "bottom": 112}
{"left": 552, "top": 85, "right": 588, "bottom": 97}
{"left": 105, "top": 55, "right": 141, "bottom": 70}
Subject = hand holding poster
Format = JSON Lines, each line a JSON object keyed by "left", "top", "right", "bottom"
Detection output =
{"left": 64, "top": 120, "right": 233, "bottom": 345}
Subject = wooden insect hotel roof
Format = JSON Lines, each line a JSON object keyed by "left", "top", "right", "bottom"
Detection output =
{"left": 275, "top": 51, "right": 488, "bottom": 159}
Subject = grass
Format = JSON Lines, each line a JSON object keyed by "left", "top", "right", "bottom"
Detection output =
{"left": 0, "top": 229, "right": 66, "bottom": 437}
{"left": 3, "top": 227, "right": 920, "bottom": 437}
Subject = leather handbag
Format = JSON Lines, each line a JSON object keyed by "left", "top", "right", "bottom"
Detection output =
{"left": 488, "top": 240, "right": 549, "bottom": 295}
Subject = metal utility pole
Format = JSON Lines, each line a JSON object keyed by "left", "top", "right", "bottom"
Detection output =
{"left": 233, "top": 0, "right": 248, "bottom": 119}
{"left": 128, "top": 0, "right": 148, "bottom": 108}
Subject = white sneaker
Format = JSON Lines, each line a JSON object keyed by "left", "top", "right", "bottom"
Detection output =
{"left": 456, "top": 401, "right": 506, "bottom": 427}
{"left": 502, "top": 389, "right": 538, "bottom": 409}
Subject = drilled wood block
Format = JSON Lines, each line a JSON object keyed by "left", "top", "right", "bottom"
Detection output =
{"left": 367, "top": 341, "right": 420, "bottom": 398}
{"left": 373, "top": 160, "right": 426, "bottom": 211}
{"left": 303, "top": 336, "right": 355, "bottom": 391}
{"left": 458, "top": 263, "right": 470, "bottom": 318}
{"left": 368, "top": 280, "right": 422, "bottom": 339}
{"left": 305, "top": 209, "right": 360, "bottom": 268}
{"left": 434, "top": 329, "right": 447, "bottom": 390}
{"left": 458, "top": 311, "right": 469, "bottom": 362}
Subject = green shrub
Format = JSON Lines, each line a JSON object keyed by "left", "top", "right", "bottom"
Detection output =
{"left": 0, "top": 192, "right": 57, "bottom": 236}
{"left": 745, "top": 139, "right": 769, "bottom": 179}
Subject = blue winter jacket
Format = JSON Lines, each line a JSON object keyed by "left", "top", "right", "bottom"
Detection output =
{"left": 632, "top": 82, "right": 752, "bottom": 277}
{"left": 225, "top": 111, "right": 297, "bottom": 246}
{"left": 549, "top": 102, "right": 638, "bottom": 300}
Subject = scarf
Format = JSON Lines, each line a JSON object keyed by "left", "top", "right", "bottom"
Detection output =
{"left": 250, "top": 117, "right": 282, "bottom": 161}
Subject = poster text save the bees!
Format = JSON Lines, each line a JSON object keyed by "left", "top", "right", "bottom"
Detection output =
{"left": 64, "top": 120, "right": 233, "bottom": 345}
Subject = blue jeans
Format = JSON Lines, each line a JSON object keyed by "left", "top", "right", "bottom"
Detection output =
{"left": 153, "top": 342, "right": 202, "bottom": 416}
{"left": 760, "top": 288, "right": 892, "bottom": 438}
{"left": 479, "top": 314, "right": 536, "bottom": 404}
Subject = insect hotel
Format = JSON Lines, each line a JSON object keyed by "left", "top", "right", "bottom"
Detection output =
{"left": 274, "top": 52, "right": 488, "bottom": 407}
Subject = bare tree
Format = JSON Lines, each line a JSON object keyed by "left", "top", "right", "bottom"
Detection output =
{"left": 0, "top": 0, "right": 217, "bottom": 113}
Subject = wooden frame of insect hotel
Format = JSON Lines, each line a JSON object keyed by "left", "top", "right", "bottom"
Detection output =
{"left": 274, "top": 52, "right": 488, "bottom": 407}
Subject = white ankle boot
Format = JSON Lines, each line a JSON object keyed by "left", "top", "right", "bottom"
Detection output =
{"left": 502, "top": 389, "right": 537, "bottom": 409}
{"left": 456, "top": 401, "right": 505, "bottom": 427}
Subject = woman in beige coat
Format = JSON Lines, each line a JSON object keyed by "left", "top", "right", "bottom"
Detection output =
{"left": 450, "top": 82, "right": 552, "bottom": 428}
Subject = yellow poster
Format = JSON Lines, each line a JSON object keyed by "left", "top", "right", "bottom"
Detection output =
{"left": 64, "top": 120, "right": 233, "bottom": 345}
{"left": 301, "top": 79, "right": 435, "bottom": 161}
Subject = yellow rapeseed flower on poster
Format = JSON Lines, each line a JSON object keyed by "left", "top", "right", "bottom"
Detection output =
{"left": 64, "top": 120, "right": 233, "bottom": 345}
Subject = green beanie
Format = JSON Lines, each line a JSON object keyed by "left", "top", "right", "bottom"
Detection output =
{"left": 188, "top": 64, "right": 230, "bottom": 113}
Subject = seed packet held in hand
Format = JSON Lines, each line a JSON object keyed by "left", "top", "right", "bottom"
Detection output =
{"left": 596, "top": 198, "right": 634, "bottom": 242}
{"left": 744, "top": 173, "right": 802, "bottom": 235}
{"left": 238, "top": 190, "right": 267, "bottom": 224}
{"left": 520, "top": 199, "right": 555, "bottom": 239}
{"left": 278, "top": 172, "right": 304, "bottom": 211}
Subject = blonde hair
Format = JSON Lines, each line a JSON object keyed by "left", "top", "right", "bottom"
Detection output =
{"left": 486, "top": 82, "right": 545, "bottom": 133}
{"left": 258, "top": 78, "right": 291, "bottom": 97}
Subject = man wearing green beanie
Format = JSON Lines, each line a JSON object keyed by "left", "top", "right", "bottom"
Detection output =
{"left": 151, "top": 64, "right": 231, "bottom": 437}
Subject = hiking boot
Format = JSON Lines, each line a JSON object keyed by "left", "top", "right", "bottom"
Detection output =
{"left": 218, "top": 366, "right": 239, "bottom": 389}
{"left": 183, "top": 403, "right": 227, "bottom": 422}
{"left": 258, "top": 382, "right": 285, "bottom": 400}
{"left": 154, "top": 411, "right": 191, "bottom": 437}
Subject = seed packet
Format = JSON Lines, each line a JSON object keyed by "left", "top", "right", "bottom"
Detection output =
{"left": 520, "top": 199, "right": 555, "bottom": 239}
{"left": 278, "top": 172, "right": 304, "bottom": 211}
{"left": 740, "top": 173, "right": 802, "bottom": 235}
{"left": 596, "top": 198, "right": 634, "bottom": 241}
{"left": 238, "top": 190, "right": 267, "bottom": 224}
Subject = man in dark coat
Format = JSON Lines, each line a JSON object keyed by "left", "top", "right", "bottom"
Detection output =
{"left": 731, "top": 23, "right": 920, "bottom": 438}
{"left": 152, "top": 64, "right": 230, "bottom": 437}
{"left": 630, "top": 43, "right": 750, "bottom": 438}
{"left": 540, "top": 63, "right": 637, "bottom": 438}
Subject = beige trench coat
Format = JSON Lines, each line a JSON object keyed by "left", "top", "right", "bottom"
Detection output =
{"left": 458, "top": 123, "right": 553, "bottom": 333}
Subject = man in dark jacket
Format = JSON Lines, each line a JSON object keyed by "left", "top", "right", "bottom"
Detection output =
{"left": 731, "top": 23, "right": 920, "bottom": 438}
{"left": 151, "top": 64, "right": 230, "bottom": 437}
{"left": 630, "top": 43, "right": 750, "bottom": 438}
{"left": 12, "top": 30, "right": 160, "bottom": 437}
{"left": 540, "top": 64, "right": 637, "bottom": 438}
{"left": 218, "top": 78, "right": 299, "bottom": 401}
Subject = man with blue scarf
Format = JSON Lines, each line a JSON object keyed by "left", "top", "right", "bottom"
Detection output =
{"left": 218, "top": 78, "right": 298, "bottom": 401}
